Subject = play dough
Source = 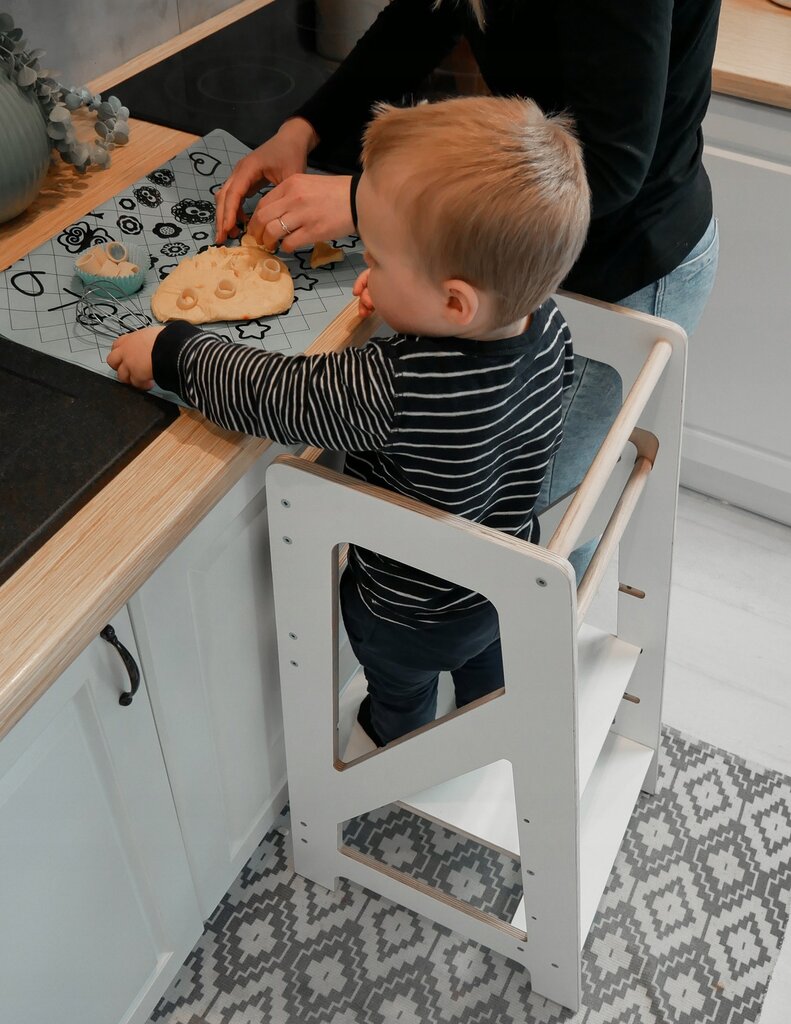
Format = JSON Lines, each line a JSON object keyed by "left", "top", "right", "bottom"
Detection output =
{"left": 151, "top": 235, "right": 294, "bottom": 324}
{"left": 75, "top": 243, "right": 139, "bottom": 278}
{"left": 309, "top": 240, "right": 344, "bottom": 269}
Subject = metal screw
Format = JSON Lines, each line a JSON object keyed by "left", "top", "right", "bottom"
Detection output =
{"left": 281, "top": 498, "right": 291, "bottom": 508}
{"left": 535, "top": 577, "right": 547, "bottom": 587}
{"left": 282, "top": 536, "right": 292, "bottom": 545}
{"left": 290, "top": 660, "right": 299, "bottom": 667}
{"left": 288, "top": 632, "right": 298, "bottom": 640}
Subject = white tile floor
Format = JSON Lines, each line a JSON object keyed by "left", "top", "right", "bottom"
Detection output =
{"left": 649, "top": 489, "right": 791, "bottom": 1022}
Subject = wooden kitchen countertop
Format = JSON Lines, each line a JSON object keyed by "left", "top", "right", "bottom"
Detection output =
{"left": 1, "top": 0, "right": 789, "bottom": 743}
{"left": 0, "top": 111, "right": 375, "bottom": 743}
{"left": 715, "top": 0, "right": 791, "bottom": 109}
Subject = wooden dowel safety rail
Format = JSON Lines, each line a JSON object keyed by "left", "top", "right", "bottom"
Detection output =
{"left": 547, "top": 338, "right": 672, "bottom": 560}
{"left": 575, "top": 430, "right": 659, "bottom": 622}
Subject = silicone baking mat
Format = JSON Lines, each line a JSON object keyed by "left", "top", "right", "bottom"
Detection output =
{"left": 0, "top": 130, "right": 365, "bottom": 399}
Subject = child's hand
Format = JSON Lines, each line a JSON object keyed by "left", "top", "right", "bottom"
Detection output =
{"left": 353, "top": 268, "right": 375, "bottom": 319}
{"left": 106, "top": 326, "right": 161, "bottom": 390}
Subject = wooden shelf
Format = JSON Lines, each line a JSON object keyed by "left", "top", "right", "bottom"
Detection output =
{"left": 339, "top": 622, "right": 641, "bottom": 797}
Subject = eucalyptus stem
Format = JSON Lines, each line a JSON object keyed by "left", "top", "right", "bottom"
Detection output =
{"left": 0, "top": 11, "right": 130, "bottom": 173}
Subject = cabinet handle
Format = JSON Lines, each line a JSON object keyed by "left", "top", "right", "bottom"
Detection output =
{"left": 100, "top": 625, "right": 140, "bottom": 707}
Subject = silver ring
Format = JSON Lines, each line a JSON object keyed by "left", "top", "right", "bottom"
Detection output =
{"left": 278, "top": 216, "right": 292, "bottom": 236}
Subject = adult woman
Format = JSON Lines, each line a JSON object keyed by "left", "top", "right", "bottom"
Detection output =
{"left": 215, "top": 0, "right": 721, "bottom": 525}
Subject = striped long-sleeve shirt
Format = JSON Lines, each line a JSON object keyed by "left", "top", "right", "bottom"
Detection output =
{"left": 153, "top": 299, "right": 574, "bottom": 626}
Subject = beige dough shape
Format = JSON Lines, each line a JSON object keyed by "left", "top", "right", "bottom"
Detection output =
{"left": 309, "top": 240, "right": 344, "bottom": 269}
{"left": 151, "top": 235, "right": 294, "bottom": 324}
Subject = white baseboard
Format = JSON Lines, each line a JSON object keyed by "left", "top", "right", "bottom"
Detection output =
{"left": 681, "top": 425, "right": 791, "bottom": 526}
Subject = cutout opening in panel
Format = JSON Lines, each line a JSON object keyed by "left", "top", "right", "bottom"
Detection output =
{"left": 334, "top": 540, "right": 506, "bottom": 768}
{"left": 341, "top": 758, "right": 526, "bottom": 932}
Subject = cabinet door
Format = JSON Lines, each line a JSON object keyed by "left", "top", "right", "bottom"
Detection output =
{"left": 687, "top": 98, "right": 791, "bottom": 522}
{"left": 0, "top": 608, "right": 202, "bottom": 1024}
{"left": 128, "top": 444, "right": 294, "bottom": 919}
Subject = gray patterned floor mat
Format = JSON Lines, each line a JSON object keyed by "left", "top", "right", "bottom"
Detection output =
{"left": 148, "top": 726, "right": 791, "bottom": 1023}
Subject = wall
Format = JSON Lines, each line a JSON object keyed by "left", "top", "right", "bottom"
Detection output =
{"left": 3, "top": 0, "right": 243, "bottom": 89}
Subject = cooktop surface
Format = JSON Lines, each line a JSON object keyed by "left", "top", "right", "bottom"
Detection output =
{"left": 0, "top": 335, "right": 177, "bottom": 585}
{"left": 107, "top": 0, "right": 361, "bottom": 172}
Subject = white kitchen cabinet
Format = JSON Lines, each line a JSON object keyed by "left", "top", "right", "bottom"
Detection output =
{"left": 0, "top": 607, "right": 202, "bottom": 1024}
{"left": 688, "top": 94, "right": 791, "bottom": 523}
{"left": 128, "top": 443, "right": 295, "bottom": 920}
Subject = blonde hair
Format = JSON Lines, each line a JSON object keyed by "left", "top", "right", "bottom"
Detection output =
{"left": 361, "top": 96, "right": 591, "bottom": 324}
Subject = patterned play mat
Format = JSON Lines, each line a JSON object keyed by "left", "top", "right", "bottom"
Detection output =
{"left": 0, "top": 130, "right": 364, "bottom": 399}
{"left": 147, "top": 727, "right": 791, "bottom": 1023}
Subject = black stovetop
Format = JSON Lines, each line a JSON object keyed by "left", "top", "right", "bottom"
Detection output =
{"left": 0, "top": 336, "right": 177, "bottom": 585}
{"left": 107, "top": 0, "right": 362, "bottom": 173}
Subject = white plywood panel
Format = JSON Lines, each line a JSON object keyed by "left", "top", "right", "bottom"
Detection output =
{"left": 578, "top": 733, "right": 653, "bottom": 939}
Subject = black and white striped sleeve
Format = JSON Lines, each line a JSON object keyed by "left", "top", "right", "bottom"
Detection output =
{"left": 152, "top": 321, "right": 396, "bottom": 451}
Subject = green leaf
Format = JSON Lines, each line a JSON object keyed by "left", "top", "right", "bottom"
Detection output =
{"left": 113, "top": 126, "right": 129, "bottom": 145}
{"left": 49, "top": 104, "right": 70, "bottom": 123}
{"left": 0, "top": 14, "right": 15, "bottom": 33}
{"left": 107, "top": 94, "right": 121, "bottom": 113}
{"left": 16, "top": 64, "right": 37, "bottom": 86}
{"left": 47, "top": 121, "right": 67, "bottom": 139}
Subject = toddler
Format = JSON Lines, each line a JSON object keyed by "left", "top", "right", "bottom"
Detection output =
{"left": 108, "top": 95, "right": 591, "bottom": 747}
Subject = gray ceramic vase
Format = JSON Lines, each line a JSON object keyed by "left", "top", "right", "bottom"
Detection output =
{"left": 0, "top": 70, "right": 51, "bottom": 224}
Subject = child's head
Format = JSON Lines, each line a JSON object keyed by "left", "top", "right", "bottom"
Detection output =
{"left": 356, "top": 95, "right": 590, "bottom": 337}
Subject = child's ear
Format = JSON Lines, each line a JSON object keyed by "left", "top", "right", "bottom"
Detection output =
{"left": 442, "top": 279, "right": 479, "bottom": 328}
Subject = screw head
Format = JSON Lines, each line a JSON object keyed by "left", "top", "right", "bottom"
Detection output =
{"left": 535, "top": 577, "right": 547, "bottom": 587}
{"left": 288, "top": 632, "right": 298, "bottom": 640}
{"left": 281, "top": 498, "right": 291, "bottom": 508}
{"left": 282, "top": 536, "right": 292, "bottom": 545}
{"left": 289, "top": 659, "right": 299, "bottom": 667}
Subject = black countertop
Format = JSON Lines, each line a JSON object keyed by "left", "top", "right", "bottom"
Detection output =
{"left": 0, "top": 336, "right": 177, "bottom": 585}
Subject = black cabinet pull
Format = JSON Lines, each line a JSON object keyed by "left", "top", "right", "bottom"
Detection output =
{"left": 100, "top": 625, "right": 140, "bottom": 706}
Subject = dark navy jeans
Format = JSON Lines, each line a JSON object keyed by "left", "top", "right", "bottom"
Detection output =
{"left": 340, "top": 567, "right": 503, "bottom": 745}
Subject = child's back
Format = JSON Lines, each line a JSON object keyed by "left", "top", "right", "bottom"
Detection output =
{"left": 345, "top": 304, "right": 573, "bottom": 625}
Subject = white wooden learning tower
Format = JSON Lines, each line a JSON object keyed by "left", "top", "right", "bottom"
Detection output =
{"left": 266, "top": 294, "right": 686, "bottom": 1012}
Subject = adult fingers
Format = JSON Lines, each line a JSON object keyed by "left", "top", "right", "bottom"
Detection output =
{"left": 278, "top": 227, "right": 315, "bottom": 254}
{"left": 216, "top": 164, "right": 268, "bottom": 243}
{"left": 244, "top": 187, "right": 291, "bottom": 245}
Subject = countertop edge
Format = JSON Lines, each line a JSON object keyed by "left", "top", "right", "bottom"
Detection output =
{"left": 0, "top": 302, "right": 380, "bottom": 742}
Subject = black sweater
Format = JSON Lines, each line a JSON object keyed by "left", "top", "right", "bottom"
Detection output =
{"left": 295, "top": 0, "right": 721, "bottom": 302}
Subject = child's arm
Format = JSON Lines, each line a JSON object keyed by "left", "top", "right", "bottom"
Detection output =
{"left": 108, "top": 321, "right": 396, "bottom": 453}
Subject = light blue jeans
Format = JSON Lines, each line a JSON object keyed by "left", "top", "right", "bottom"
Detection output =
{"left": 536, "top": 217, "right": 720, "bottom": 576}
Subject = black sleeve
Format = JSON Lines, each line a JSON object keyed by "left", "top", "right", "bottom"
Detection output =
{"left": 152, "top": 321, "right": 396, "bottom": 452}
{"left": 554, "top": 0, "right": 674, "bottom": 219}
{"left": 294, "top": 0, "right": 463, "bottom": 149}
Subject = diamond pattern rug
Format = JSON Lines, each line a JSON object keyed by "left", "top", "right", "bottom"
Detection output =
{"left": 148, "top": 727, "right": 791, "bottom": 1023}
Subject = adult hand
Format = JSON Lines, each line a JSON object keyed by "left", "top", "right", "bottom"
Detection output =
{"left": 352, "top": 267, "right": 375, "bottom": 319}
{"left": 245, "top": 173, "right": 356, "bottom": 253}
{"left": 214, "top": 118, "right": 318, "bottom": 244}
{"left": 106, "top": 326, "right": 161, "bottom": 389}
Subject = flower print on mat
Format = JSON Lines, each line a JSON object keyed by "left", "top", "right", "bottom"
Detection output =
{"left": 171, "top": 198, "right": 215, "bottom": 224}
